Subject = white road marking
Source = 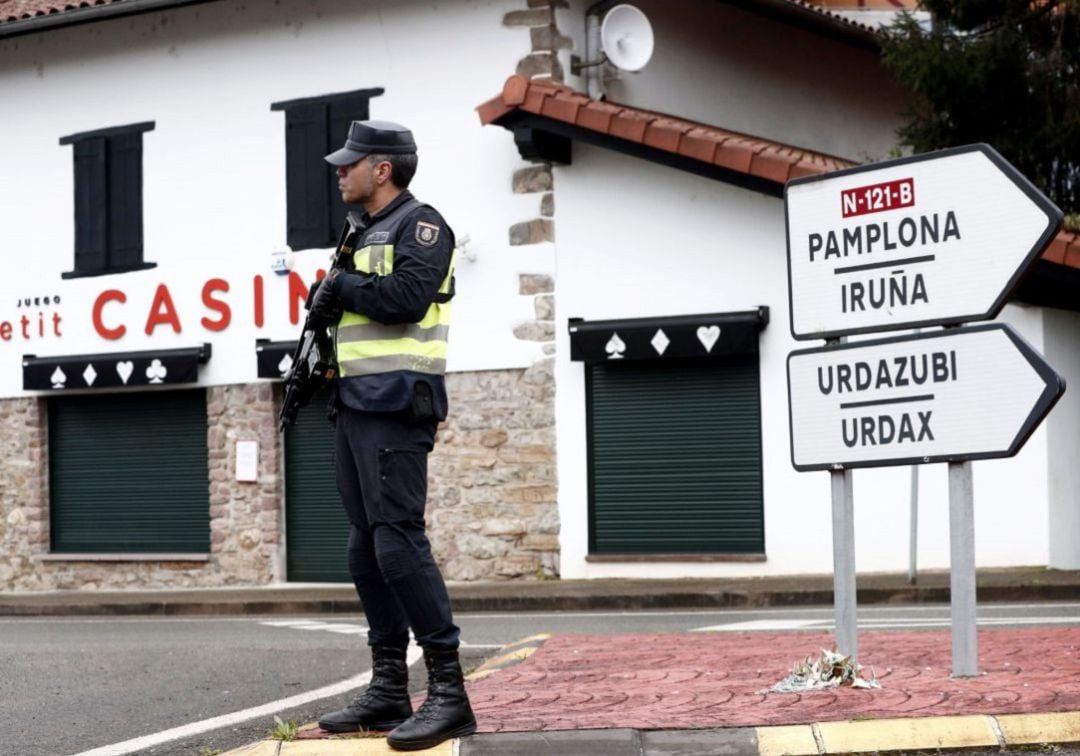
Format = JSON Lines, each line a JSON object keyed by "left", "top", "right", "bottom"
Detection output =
{"left": 69, "top": 645, "right": 423, "bottom": 756}
{"left": 259, "top": 619, "right": 327, "bottom": 627}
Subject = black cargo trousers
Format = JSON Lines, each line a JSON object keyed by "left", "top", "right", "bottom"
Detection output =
{"left": 334, "top": 405, "right": 460, "bottom": 651}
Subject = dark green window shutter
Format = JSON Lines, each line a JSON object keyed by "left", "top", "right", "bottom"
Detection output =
{"left": 587, "top": 355, "right": 764, "bottom": 555}
{"left": 272, "top": 88, "right": 384, "bottom": 251}
{"left": 284, "top": 103, "right": 331, "bottom": 251}
{"left": 72, "top": 137, "right": 108, "bottom": 274}
{"left": 61, "top": 122, "right": 156, "bottom": 279}
{"left": 49, "top": 390, "right": 210, "bottom": 553}
{"left": 284, "top": 391, "right": 350, "bottom": 582}
{"left": 107, "top": 130, "right": 145, "bottom": 270}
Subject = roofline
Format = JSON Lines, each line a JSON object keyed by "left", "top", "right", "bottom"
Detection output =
{"left": 0, "top": 0, "right": 223, "bottom": 40}
{"left": 721, "top": 0, "right": 881, "bottom": 51}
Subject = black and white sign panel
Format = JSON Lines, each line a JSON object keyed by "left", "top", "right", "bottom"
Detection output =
{"left": 785, "top": 144, "right": 1063, "bottom": 340}
{"left": 787, "top": 324, "right": 1064, "bottom": 471}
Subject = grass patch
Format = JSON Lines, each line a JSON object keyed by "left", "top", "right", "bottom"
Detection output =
{"left": 269, "top": 715, "right": 300, "bottom": 741}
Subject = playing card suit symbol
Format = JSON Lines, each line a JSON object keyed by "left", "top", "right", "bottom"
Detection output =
{"left": 146, "top": 358, "right": 167, "bottom": 384}
{"left": 697, "top": 325, "right": 721, "bottom": 353}
{"left": 50, "top": 366, "right": 67, "bottom": 389}
{"left": 277, "top": 354, "right": 294, "bottom": 378}
{"left": 605, "top": 332, "right": 626, "bottom": 359}
{"left": 116, "top": 361, "right": 134, "bottom": 385}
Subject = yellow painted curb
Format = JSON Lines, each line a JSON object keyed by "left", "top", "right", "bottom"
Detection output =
{"left": 278, "top": 738, "right": 452, "bottom": 754}
{"left": 817, "top": 715, "right": 997, "bottom": 753}
{"left": 756, "top": 724, "right": 819, "bottom": 756}
{"left": 997, "top": 711, "right": 1080, "bottom": 746}
{"left": 465, "top": 632, "right": 550, "bottom": 682}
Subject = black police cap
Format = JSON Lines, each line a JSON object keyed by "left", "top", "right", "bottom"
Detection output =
{"left": 324, "top": 120, "right": 417, "bottom": 166}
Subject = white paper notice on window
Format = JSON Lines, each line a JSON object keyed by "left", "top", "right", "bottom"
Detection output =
{"left": 236, "top": 440, "right": 258, "bottom": 483}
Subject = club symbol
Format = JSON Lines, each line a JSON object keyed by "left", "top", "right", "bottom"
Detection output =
{"left": 277, "top": 354, "right": 294, "bottom": 378}
{"left": 697, "top": 325, "right": 721, "bottom": 353}
{"left": 146, "top": 359, "right": 167, "bottom": 384}
{"left": 50, "top": 366, "right": 67, "bottom": 389}
{"left": 116, "top": 361, "right": 134, "bottom": 385}
{"left": 605, "top": 332, "right": 626, "bottom": 360}
{"left": 82, "top": 364, "right": 97, "bottom": 386}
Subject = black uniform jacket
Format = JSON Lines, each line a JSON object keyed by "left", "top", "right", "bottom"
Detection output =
{"left": 328, "top": 190, "right": 455, "bottom": 420}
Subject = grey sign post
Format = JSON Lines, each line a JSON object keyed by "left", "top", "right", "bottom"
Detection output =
{"left": 784, "top": 144, "right": 1064, "bottom": 676}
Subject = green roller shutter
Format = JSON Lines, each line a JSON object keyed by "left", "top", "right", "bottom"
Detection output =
{"left": 284, "top": 391, "right": 350, "bottom": 582}
{"left": 587, "top": 355, "right": 764, "bottom": 555}
{"left": 49, "top": 390, "right": 209, "bottom": 553}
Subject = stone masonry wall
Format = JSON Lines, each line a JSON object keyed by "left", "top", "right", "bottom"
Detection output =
{"left": 428, "top": 363, "right": 559, "bottom": 580}
{"left": 0, "top": 397, "right": 49, "bottom": 590}
{"left": 0, "top": 385, "right": 282, "bottom": 591}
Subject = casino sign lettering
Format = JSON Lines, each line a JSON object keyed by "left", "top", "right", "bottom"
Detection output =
{"left": 785, "top": 144, "right": 1063, "bottom": 339}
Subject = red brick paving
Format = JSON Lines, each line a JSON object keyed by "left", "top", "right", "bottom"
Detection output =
{"left": 466, "top": 629, "right": 1080, "bottom": 733}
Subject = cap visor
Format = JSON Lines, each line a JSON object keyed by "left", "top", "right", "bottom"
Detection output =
{"left": 324, "top": 147, "right": 367, "bottom": 166}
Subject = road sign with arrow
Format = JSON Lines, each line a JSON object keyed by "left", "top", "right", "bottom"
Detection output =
{"left": 787, "top": 323, "right": 1065, "bottom": 471}
{"left": 785, "top": 144, "right": 1063, "bottom": 340}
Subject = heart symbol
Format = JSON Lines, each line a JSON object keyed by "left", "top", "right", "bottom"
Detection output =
{"left": 697, "top": 325, "right": 721, "bottom": 353}
{"left": 116, "top": 361, "right": 134, "bottom": 384}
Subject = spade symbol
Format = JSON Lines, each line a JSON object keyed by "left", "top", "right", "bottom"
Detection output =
{"left": 50, "top": 366, "right": 67, "bottom": 389}
{"left": 605, "top": 332, "right": 626, "bottom": 360}
{"left": 277, "top": 354, "right": 294, "bottom": 378}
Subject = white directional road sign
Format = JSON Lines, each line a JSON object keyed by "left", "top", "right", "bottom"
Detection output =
{"left": 785, "top": 144, "right": 1063, "bottom": 340}
{"left": 787, "top": 324, "right": 1065, "bottom": 471}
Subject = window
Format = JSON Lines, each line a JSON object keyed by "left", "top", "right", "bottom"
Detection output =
{"left": 586, "top": 356, "right": 765, "bottom": 556}
{"left": 49, "top": 390, "right": 210, "bottom": 554}
{"left": 271, "top": 88, "right": 384, "bottom": 250}
{"left": 59, "top": 122, "right": 156, "bottom": 279}
{"left": 569, "top": 310, "right": 768, "bottom": 558}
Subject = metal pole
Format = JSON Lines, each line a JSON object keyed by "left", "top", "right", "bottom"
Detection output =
{"left": 831, "top": 467, "right": 857, "bottom": 661}
{"left": 908, "top": 463, "right": 919, "bottom": 584}
{"left": 948, "top": 460, "right": 978, "bottom": 677}
{"left": 908, "top": 331, "right": 921, "bottom": 586}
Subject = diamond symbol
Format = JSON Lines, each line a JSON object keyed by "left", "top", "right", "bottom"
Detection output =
{"left": 650, "top": 329, "right": 670, "bottom": 356}
{"left": 82, "top": 364, "right": 97, "bottom": 386}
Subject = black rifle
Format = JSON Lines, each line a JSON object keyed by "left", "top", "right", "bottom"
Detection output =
{"left": 277, "top": 212, "right": 366, "bottom": 432}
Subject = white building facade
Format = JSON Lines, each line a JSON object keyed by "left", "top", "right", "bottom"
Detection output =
{"left": 1, "top": 0, "right": 1077, "bottom": 590}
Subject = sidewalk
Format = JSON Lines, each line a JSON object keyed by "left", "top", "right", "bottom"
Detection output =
{"left": 227, "top": 626, "right": 1080, "bottom": 755}
{"left": 6, "top": 568, "right": 1079, "bottom": 753}
{"left": 2, "top": 566, "right": 1079, "bottom": 616}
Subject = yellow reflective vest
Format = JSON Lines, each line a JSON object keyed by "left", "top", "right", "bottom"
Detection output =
{"left": 335, "top": 201, "right": 455, "bottom": 378}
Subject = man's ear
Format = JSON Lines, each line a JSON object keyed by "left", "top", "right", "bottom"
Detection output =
{"left": 375, "top": 161, "right": 393, "bottom": 186}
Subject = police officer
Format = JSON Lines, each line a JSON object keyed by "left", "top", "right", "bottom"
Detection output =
{"left": 308, "top": 120, "right": 475, "bottom": 751}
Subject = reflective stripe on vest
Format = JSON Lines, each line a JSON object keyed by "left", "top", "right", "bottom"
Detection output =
{"left": 336, "top": 243, "right": 456, "bottom": 378}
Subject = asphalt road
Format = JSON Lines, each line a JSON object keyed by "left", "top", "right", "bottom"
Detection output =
{"left": 2, "top": 601, "right": 1078, "bottom": 756}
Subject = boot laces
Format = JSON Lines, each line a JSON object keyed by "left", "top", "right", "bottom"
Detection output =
{"left": 412, "top": 687, "right": 448, "bottom": 722}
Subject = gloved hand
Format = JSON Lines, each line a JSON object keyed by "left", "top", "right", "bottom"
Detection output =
{"left": 307, "top": 269, "right": 343, "bottom": 327}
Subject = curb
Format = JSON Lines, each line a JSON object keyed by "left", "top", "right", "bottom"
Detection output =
{"left": 754, "top": 711, "right": 1080, "bottom": 754}
{"left": 3, "top": 580, "right": 1079, "bottom": 617}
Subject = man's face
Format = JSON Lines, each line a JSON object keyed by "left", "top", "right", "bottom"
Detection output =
{"left": 337, "top": 157, "right": 393, "bottom": 205}
{"left": 336, "top": 158, "right": 375, "bottom": 205}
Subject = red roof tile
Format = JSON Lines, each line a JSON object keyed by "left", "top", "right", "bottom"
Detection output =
{"left": 0, "top": 0, "right": 126, "bottom": 25}
{"left": 476, "top": 74, "right": 1078, "bottom": 273}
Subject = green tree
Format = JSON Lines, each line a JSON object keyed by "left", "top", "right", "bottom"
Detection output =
{"left": 880, "top": 1, "right": 1080, "bottom": 221}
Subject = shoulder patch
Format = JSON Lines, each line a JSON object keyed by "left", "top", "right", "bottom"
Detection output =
{"left": 415, "top": 221, "right": 440, "bottom": 247}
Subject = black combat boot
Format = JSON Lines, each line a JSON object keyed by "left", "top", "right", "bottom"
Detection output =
{"left": 387, "top": 648, "right": 477, "bottom": 751}
{"left": 318, "top": 645, "right": 412, "bottom": 732}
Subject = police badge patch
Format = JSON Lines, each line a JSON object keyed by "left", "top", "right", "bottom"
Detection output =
{"left": 416, "top": 221, "right": 440, "bottom": 247}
